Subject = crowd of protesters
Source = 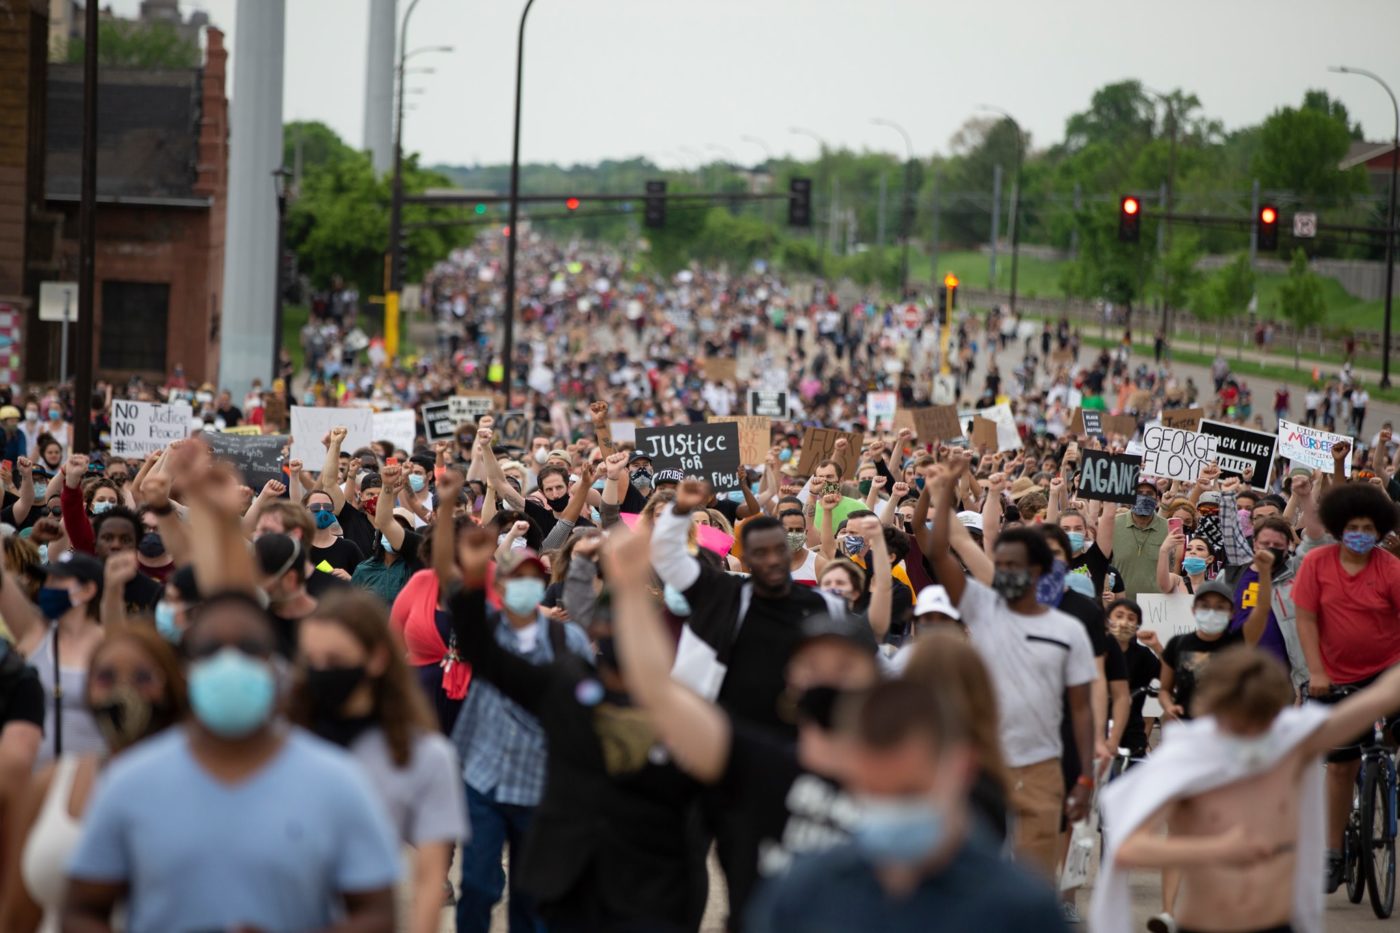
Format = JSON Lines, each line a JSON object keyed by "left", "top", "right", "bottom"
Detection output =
{"left": 0, "top": 230, "right": 1396, "bottom": 933}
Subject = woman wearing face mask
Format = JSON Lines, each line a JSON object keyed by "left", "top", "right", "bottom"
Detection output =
{"left": 351, "top": 466, "right": 425, "bottom": 605}
{"left": 0, "top": 625, "right": 185, "bottom": 933}
{"left": 154, "top": 566, "right": 199, "bottom": 645}
{"left": 1104, "top": 599, "right": 1160, "bottom": 761}
{"left": 302, "top": 490, "right": 363, "bottom": 578}
{"left": 1154, "top": 529, "right": 1215, "bottom": 596}
{"left": 291, "top": 592, "right": 467, "bottom": 933}
{"left": 781, "top": 509, "right": 826, "bottom": 585}
{"left": 1159, "top": 581, "right": 1266, "bottom": 721}
{"left": 35, "top": 438, "right": 63, "bottom": 479}
{"left": 0, "top": 552, "right": 108, "bottom": 768}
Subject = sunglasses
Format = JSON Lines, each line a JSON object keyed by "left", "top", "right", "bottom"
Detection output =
{"left": 308, "top": 504, "right": 333, "bottom": 513}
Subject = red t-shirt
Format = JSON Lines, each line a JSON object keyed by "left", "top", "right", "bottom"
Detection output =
{"left": 1292, "top": 544, "right": 1400, "bottom": 683}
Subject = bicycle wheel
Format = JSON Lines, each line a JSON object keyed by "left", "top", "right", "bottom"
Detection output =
{"left": 1363, "top": 759, "right": 1396, "bottom": 919}
{"left": 1347, "top": 778, "right": 1366, "bottom": 903}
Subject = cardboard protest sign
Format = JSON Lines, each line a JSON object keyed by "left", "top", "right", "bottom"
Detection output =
{"left": 1277, "top": 418, "right": 1352, "bottom": 477}
{"left": 708, "top": 416, "right": 771, "bottom": 465}
{"left": 289, "top": 406, "right": 374, "bottom": 466}
{"left": 450, "top": 394, "right": 494, "bottom": 423}
{"left": 109, "top": 399, "right": 192, "bottom": 458}
{"left": 609, "top": 420, "right": 637, "bottom": 444}
{"left": 203, "top": 432, "right": 289, "bottom": 493}
{"left": 1051, "top": 348, "right": 1074, "bottom": 365}
{"left": 371, "top": 409, "right": 417, "bottom": 455}
{"left": 897, "top": 406, "right": 962, "bottom": 443}
{"left": 1100, "top": 414, "right": 1139, "bottom": 439}
{"left": 797, "top": 427, "right": 862, "bottom": 479}
{"left": 1198, "top": 419, "right": 1276, "bottom": 483}
{"left": 635, "top": 422, "right": 741, "bottom": 491}
{"left": 971, "top": 416, "right": 1000, "bottom": 449}
{"left": 1138, "top": 592, "right": 1197, "bottom": 641}
{"left": 1080, "top": 410, "right": 1103, "bottom": 437}
{"left": 493, "top": 411, "right": 536, "bottom": 449}
{"left": 421, "top": 401, "right": 456, "bottom": 443}
{"left": 748, "top": 388, "right": 788, "bottom": 418}
{"left": 865, "top": 392, "right": 898, "bottom": 429}
{"left": 1127, "top": 389, "right": 1152, "bottom": 412}
{"left": 1076, "top": 450, "right": 1143, "bottom": 504}
{"left": 1160, "top": 408, "right": 1204, "bottom": 431}
{"left": 1140, "top": 424, "right": 1219, "bottom": 482}
{"left": 959, "top": 402, "right": 1021, "bottom": 452}
{"left": 701, "top": 358, "right": 737, "bottom": 382}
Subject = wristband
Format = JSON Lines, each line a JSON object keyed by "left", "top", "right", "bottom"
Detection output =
{"left": 1076, "top": 775, "right": 1095, "bottom": 789}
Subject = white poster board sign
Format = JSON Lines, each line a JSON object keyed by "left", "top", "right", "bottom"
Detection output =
{"left": 1137, "top": 592, "right": 1197, "bottom": 642}
{"left": 289, "top": 406, "right": 374, "bottom": 466}
{"left": 109, "top": 400, "right": 191, "bottom": 458}
{"left": 372, "top": 409, "right": 417, "bottom": 455}
{"left": 958, "top": 402, "right": 1021, "bottom": 452}
{"left": 1140, "top": 425, "right": 1219, "bottom": 482}
{"left": 866, "top": 391, "right": 897, "bottom": 428}
{"left": 1277, "top": 418, "right": 1352, "bottom": 477}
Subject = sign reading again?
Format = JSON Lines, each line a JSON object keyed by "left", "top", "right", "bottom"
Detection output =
{"left": 634, "top": 422, "right": 741, "bottom": 492}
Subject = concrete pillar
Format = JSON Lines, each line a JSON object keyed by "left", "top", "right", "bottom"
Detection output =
{"left": 218, "top": 0, "right": 285, "bottom": 397}
{"left": 363, "top": 0, "right": 396, "bottom": 177}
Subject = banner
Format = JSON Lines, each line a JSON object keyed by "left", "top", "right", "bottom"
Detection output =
{"left": 1140, "top": 424, "right": 1219, "bottom": 482}
{"left": 109, "top": 400, "right": 192, "bottom": 458}
{"left": 1277, "top": 418, "right": 1352, "bottom": 477}
{"left": 748, "top": 388, "right": 788, "bottom": 418}
{"left": 204, "top": 432, "right": 289, "bottom": 494}
{"left": 1076, "top": 450, "right": 1142, "bottom": 504}
{"left": 1198, "top": 419, "right": 1277, "bottom": 483}
{"left": 289, "top": 406, "right": 374, "bottom": 465}
{"left": 708, "top": 416, "right": 771, "bottom": 465}
{"left": 371, "top": 409, "right": 417, "bottom": 455}
{"left": 865, "top": 391, "right": 898, "bottom": 429}
{"left": 797, "top": 427, "right": 863, "bottom": 478}
{"left": 422, "top": 401, "right": 456, "bottom": 443}
{"left": 634, "top": 422, "right": 741, "bottom": 491}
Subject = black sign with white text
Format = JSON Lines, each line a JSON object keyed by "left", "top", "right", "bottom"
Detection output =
{"left": 634, "top": 422, "right": 741, "bottom": 491}
{"left": 1198, "top": 419, "right": 1277, "bottom": 483}
{"left": 1076, "top": 450, "right": 1142, "bottom": 504}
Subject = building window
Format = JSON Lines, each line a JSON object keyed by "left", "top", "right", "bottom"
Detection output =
{"left": 100, "top": 281, "right": 169, "bottom": 373}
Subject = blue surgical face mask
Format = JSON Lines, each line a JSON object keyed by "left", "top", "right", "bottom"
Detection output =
{"left": 408, "top": 474, "right": 427, "bottom": 493}
{"left": 1131, "top": 494, "right": 1157, "bottom": 517}
{"left": 853, "top": 796, "right": 947, "bottom": 865}
{"left": 663, "top": 583, "right": 691, "bottom": 616}
{"left": 1065, "top": 531, "right": 1086, "bottom": 554}
{"left": 779, "top": 448, "right": 792, "bottom": 462}
{"left": 188, "top": 647, "right": 275, "bottom": 738}
{"left": 380, "top": 533, "right": 394, "bottom": 553}
{"left": 91, "top": 501, "right": 114, "bottom": 515}
{"left": 312, "top": 508, "right": 337, "bottom": 530}
{"left": 503, "top": 577, "right": 546, "bottom": 616}
{"left": 155, "top": 601, "right": 181, "bottom": 643}
{"left": 36, "top": 586, "right": 75, "bottom": 621}
{"left": 1343, "top": 530, "right": 1378, "bottom": 555}
{"left": 1182, "top": 555, "right": 1209, "bottom": 575}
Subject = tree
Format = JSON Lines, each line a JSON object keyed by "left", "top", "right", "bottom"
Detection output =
{"left": 1154, "top": 234, "right": 1205, "bottom": 322}
{"left": 1059, "top": 202, "right": 1154, "bottom": 327}
{"left": 1276, "top": 249, "right": 1327, "bottom": 369}
{"left": 1197, "top": 255, "right": 1255, "bottom": 355}
{"left": 1252, "top": 94, "right": 1370, "bottom": 204}
{"left": 67, "top": 19, "right": 199, "bottom": 68}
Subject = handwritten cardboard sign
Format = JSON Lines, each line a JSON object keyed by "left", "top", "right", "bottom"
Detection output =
{"left": 701, "top": 358, "right": 737, "bottom": 382}
{"left": 1140, "top": 424, "right": 1219, "bottom": 482}
{"left": 898, "top": 406, "right": 962, "bottom": 443}
{"left": 635, "top": 422, "right": 741, "bottom": 491}
{"left": 1160, "top": 408, "right": 1204, "bottom": 431}
{"left": 797, "top": 427, "right": 863, "bottom": 479}
{"left": 203, "top": 432, "right": 289, "bottom": 494}
{"left": 971, "top": 416, "right": 1000, "bottom": 449}
{"left": 109, "top": 400, "right": 192, "bottom": 458}
{"left": 708, "top": 416, "right": 772, "bottom": 465}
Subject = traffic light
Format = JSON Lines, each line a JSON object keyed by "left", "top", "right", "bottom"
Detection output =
{"left": 1257, "top": 204, "right": 1279, "bottom": 251}
{"left": 788, "top": 177, "right": 812, "bottom": 228}
{"left": 474, "top": 202, "right": 487, "bottom": 215}
{"left": 644, "top": 180, "right": 666, "bottom": 229}
{"left": 938, "top": 272, "right": 958, "bottom": 324}
{"left": 392, "top": 231, "right": 410, "bottom": 289}
{"left": 1118, "top": 195, "right": 1141, "bottom": 243}
{"left": 565, "top": 197, "right": 580, "bottom": 211}
{"left": 944, "top": 272, "right": 959, "bottom": 309}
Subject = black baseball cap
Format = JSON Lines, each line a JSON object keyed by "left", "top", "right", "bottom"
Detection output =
{"left": 627, "top": 451, "right": 653, "bottom": 466}
{"left": 654, "top": 469, "right": 684, "bottom": 486}
{"left": 796, "top": 612, "right": 878, "bottom": 655}
{"left": 44, "top": 551, "right": 105, "bottom": 592}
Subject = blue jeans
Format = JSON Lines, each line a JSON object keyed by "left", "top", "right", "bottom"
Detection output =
{"left": 456, "top": 783, "right": 546, "bottom": 933}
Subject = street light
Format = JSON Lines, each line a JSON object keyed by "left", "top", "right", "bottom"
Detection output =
{"left": 740, "top": 134, "right": 773, "bottom": 166}
{"left": 979, "top": 105, "right": 1024, "bottom": 315}
{"left": 1144, "top": 87, "right": 1179, "bottom": 331}
{"left": 501, "top": 0, "right": 540, "bottom": 409}
{"left": 1331, "top": 65, "right": 1399, "bottom": 388}
{"left": 871, "top": 117, "right": 915, "bottom": 296}
{"left": 790, "top": 128, "right": 831, "bottom": 258}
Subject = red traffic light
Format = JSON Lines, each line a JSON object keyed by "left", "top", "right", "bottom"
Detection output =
{"left": 1122, "top": 196, "right": 1140, "bottom": 216}
{"left": 1260, "top": 206, "right": 1277, "bottom": 225}
{"left": 565, "top": 197, "right": 580, "bottom": 211}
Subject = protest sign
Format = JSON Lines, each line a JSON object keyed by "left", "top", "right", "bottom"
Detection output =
{"left": 1138, "top": 592, "right": 1197, "bottom": 641}
{"left": 1051, "top": 348, "right": 1074, "bottom": 365}
{"left": 609, "top": 420, "right": 637, "bottom": 444}
{"left": 1127, "top": 388, "right": 1152, "bottom": 412}
{"left": 109, "top": 399, "right": 192, "bottom": 458}
{"left": 1100, "top": 414, "right": 1139, "bottom": 439}
{"left": 748, "top": 388, "right": 789, "bottom": 418}
{"left": 372, "top": 409, "right": 417, "bottom": 455}
{"left": 1161, "top": 408, "right": 1204, "bottom": 431}
{"left": 897, "top": 406, "right": 962, "bottom": 442}
{"left": 959, "top": 402, "right": 1021, "bottom": 452}
{"left": 708, "top": 416, "right": 771, "bottom": 465}
{"left": 971, "top": 416, "right": 1000, "bottom": 449}
{"left": 1277, "top": 418, "right": 1352, "bottom": 476}
{"left": 1080, "top": 410, "right": 1103, "bottom": 437}
{"left": 635, "top": 422, "right": 741, "bottom": 491}
{"left": 262, "top": 395, "right": 288, "bottom": 430}
{"left": 494, "top": 411, "right": 536, "bottom": 449}
{"left": 865, "top": 391, "right": 898, "bottom": 429}
{"left": 450, "top": 394, "right": 493, "bottom": 423}
{"left": 1076, "top": 450, "right": 1142, "bottom": 504}
{"left": 221, "top": 425, "right": 263, "bottom": 437}
{"left": 797, "top": 427, "right": 863, "bottom": 478}
{"left": 1140, "top": 424, "right": 1219, "bottom": 482}
{"left": 421, "top": 401, "right": 456, "bottom": 443}
{"left": 1198, "top": 419, "right": 1276, "bottom": 482}
{"left": 204, "top": 432, "right": 289, "bottom": 493}
{"left": 289, "top": 406, "right": 374, "bottom": 465}
{"left": 701, "top": 358, "right": 737, "bottom": 382}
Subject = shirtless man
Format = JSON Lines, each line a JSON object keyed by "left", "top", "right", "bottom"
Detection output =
{"left": 1092, "top": 645, "right": 1400, "bottom": 933}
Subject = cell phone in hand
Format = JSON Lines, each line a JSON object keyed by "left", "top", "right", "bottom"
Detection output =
{"left": 822, "top": 483, "right": 841, "bottom": 496}
{"left": 1168, "top": 517, "right": 1183, "bottom": 537}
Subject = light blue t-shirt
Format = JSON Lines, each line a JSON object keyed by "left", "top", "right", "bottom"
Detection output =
{"left": 69, "top": 727, "right": 401, "bottom": 933}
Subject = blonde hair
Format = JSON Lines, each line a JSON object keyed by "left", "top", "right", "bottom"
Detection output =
{"left": 1192, "top": 645, "right": 1293, "bottom": 725}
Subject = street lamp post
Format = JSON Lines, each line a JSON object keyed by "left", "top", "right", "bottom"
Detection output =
{"left": 871, "top": 118, "right": 914, "bottom": 297}
{"left": 790, "top": 127, "right": 829, "bottom": 264}
{"left": 1145, "top": 88, "right": 1179, "bottom": 331}
{"left": 979, "top": 106, "right": 1024, "bottom": 316}
{"left": 502, "top": 0, "right": 540, "bottom": 410}
{"left": 741, "top": 135, "right": 774, "bottom": 222}
{"left": 1331, "top": 65, "right": 1398, "bottom": 388}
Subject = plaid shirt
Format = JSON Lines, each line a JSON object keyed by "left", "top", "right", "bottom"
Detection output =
{"left": 451, "top": 609, "right": 592, "bottom": 807}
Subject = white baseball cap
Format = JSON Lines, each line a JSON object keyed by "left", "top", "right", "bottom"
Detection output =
{"left": 914, "top": 585, "right": 961, "bottom": 621}
{"left": 956, "top": 511, "right": 984, "bottom": 533}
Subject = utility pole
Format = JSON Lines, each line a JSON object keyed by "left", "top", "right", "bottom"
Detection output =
{"left": 928, "top": 170, "right": 941, "bottom": 288}
{"left": 876, "top": 172, "right": 887, "bottom": 250}
{"left": 1249, "top": 178, "right": 1261, "bottom": 267}
{"left": 74, "top": 0, "right": 98, "bottom": 451}
{"left": 1155, "top": 181, "right": 1167, "bottom": 317}
{"left": 502, "top": 0, "right": 539, "bottom": 409}
{"left": 989, "top": 164, "right": 1002, "bottom": 290}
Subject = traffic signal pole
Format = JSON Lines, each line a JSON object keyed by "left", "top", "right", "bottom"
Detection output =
{"left": 502, "top": 0, "right": 539, "bottom": 410}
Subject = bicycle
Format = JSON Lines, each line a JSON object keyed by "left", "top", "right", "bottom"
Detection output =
{"left": 1314, "top": 683, "right": 1396, "bottom": 919}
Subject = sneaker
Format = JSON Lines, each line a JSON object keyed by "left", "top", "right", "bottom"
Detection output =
{"left": 1146, "top": 913, "right": 1176, "bottom": 933}
{"left": 1325, "top": 849, "right": 1345, "bottom": 894}
{"left": 1061, "top": 901, "right": 1083, "bottom": 925}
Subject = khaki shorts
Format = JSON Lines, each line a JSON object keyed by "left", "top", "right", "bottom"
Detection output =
{"left": 1010, "top": 757, "right": 1065, "bottom": 879}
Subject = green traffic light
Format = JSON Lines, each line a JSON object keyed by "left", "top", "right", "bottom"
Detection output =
{"left": 474, "top": 203, "right": 487, "bottom": 215}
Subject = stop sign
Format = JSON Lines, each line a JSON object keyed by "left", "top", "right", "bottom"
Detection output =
{"left": 904, "top": 304, "right": 919, "bottom": 328}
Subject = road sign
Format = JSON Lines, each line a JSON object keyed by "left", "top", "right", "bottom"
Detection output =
{"left": 1293, "top": 212, "right": 1317, "bottom": 239}
{"left": 38, "top": 281, "right": 78, "bottom": 323}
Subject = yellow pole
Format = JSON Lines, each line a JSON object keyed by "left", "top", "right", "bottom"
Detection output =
{"left": 385, "top": 290, "right": 400, "bottom": 361}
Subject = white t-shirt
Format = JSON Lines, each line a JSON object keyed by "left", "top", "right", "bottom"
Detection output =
{"left": 959, "top": 577, "right": 1097, "bottom": 768}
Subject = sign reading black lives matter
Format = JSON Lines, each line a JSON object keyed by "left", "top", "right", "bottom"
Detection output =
{"left": 421, "top": 401, "right": 456, "bottom": 443}
{"left": 1197, "top": 419, "right": 1277, "bottom": 483}
{"left": 1140, "top": 425, "right": 1220, "bottom": 482}
{"left": 748, "top": 389, "right": 788, "bottom": 418}
{"left": 634, "top": 422, "right": 741, "bottom": 492}
{"left": 1076, "top": 450, "right": 1142, "bottom": 504}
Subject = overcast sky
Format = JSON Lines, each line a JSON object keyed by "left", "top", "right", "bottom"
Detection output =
{"left": 115, "top": 0, "right": 1400, "bottom": 169}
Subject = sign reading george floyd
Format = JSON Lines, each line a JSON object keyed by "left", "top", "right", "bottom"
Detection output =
{"left": 1198, "top": 419, "right": 1277, "bottom": 483}
{"left": 634, "top": 422, "right": 741, "bottom": 492}
{"left": 1076, "top": 450, "right": 1143, "bottom": 504}
{"left": 1140, "top": 424, "right": 1219, "bottom": 482}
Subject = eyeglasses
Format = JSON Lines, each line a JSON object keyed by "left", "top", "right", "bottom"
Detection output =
{"left": 90, "top": 666, "right": 159, "bottom": 689}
